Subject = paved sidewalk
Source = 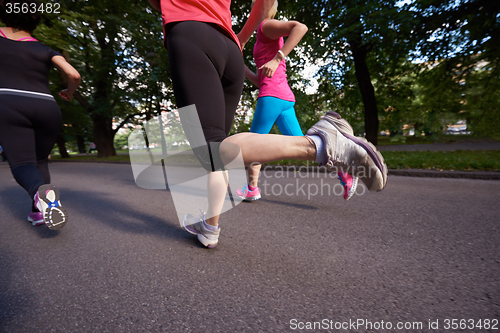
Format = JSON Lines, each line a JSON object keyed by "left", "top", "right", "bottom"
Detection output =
{"left": 1, "top": 162, "right": 499, "bottom": 332}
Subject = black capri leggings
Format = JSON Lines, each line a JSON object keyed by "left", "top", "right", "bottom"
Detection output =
{"left": 166, "top": 21, "right": 245, "bottom": 144}
{"left": 0, "top": 94, "right": 62, "bottom": 200}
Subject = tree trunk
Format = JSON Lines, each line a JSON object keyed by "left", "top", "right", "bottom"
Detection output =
{"left": 349, "top": 37, "right": 379, "bottom": 145}
{"left": 56, "top": 134, "right": 70, "bottom": 158}
{"left": 92, "top": 114, "right": 116, "bottom": 158}
{"left": 76, "top": 135, "right": 86, "bottom": 154}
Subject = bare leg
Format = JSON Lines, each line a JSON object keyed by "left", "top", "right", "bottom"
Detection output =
{"left": 205, "top": 133, "right": 316, "bottom": 226}
{"left": 223, "top": 133, "right": 316, "bottom": 166}
{"left": 247, "top": 162, "right": 262, "bottom": 188}
{"left": 205, "top": 171, "right": 228, "bottom": 226}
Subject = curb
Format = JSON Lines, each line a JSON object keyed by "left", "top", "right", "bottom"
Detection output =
{"left": 40, "top": 161, "right": 500, "bottom": 180}
{"left": 49, "top": 159, "right": 129, "bottom": 165}
{"left": 387, "top": 168, "right": 500, "bottom": 180}
{"left": 260, "top": 165, "right": 500, "bottom": 180}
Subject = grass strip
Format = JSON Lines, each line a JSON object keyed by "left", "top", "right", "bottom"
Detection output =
{"left": 266, "top": 150, "right": 500, "bottom": 171}
{"left": 381, "top": 150, "right": 500, "bottom": 171}
{"left": 51, "top": 150, "right": 500, "bottom": 172}
{"left": 51, "top": 154, "right": 131, "bottom": 163}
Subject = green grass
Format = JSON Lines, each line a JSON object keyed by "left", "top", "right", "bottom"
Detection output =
{"left": 381, "top": 150, "right": 500, "bottom": 171}
{"left": 266, "top": 150, "right": 500, "bottom": 171}
{"left": 51, "top": 154, "right": 131, "bottom": 163}
{"left": 50, "top": 150, "right": 198, "bottom": 164}
{"left": 377, "top": 134, "right": 499, "bottom": 146}
{"left": 51, "top": 149, "right": 500, "bottom": 172}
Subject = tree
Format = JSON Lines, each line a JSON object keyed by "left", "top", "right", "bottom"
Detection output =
{"left": 277, "top": 0, "right": 419, "bottom": 145}
{"left": 36, "top": 0, "right": 171, "bottom": 157}
{"left": 410, "top": 0, "right": 500, "bottom": 137}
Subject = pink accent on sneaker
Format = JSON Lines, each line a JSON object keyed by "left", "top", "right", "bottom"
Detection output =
{"left": 337, "top": 172, "right": 358, "bottom": 200}
{"left": 34, "top": 190, "right": 42, "bottom": 210}
{"left": 236, "top": 184, "right": 261, "bottom": 201}
{"left": 27, "top": 211, "right": 44, "bottom": 226}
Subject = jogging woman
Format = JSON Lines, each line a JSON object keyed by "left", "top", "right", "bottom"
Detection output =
{"left": 235, "top": 1, "right": 358, "bottom": 202}
{"left": 149, "top": 0, "right": 387, "bottom": 248}
{"left": 0, "top": 0, "right": 81, "bottom": 229}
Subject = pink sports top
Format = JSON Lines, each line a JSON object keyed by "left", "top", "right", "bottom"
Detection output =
{"left": 160, "top": 0, "right": 240, "bottom": 49}
{"left": 0, "top": 28, "right": 38, "bottom": 41}
{"left": 253, "top": 22, "right": 295, "bottom": 102}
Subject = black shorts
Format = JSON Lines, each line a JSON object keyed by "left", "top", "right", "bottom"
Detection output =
{"left": 0, "top": 93, "right": 61, "bottom": 169}
{"left": 166, "top": 21, "right": 244, "bottom": 144}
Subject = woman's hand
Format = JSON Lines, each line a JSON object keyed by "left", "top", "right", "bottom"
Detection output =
{"left": 52, "top": 55, "right": 81, "bottom": 102}
{"left": 258, "top": 52, "right": 283, "bottom": 78}
{"left": 58, "top": 89, "right": 73, "bottom": 101}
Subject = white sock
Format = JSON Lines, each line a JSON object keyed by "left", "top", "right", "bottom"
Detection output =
{"left": 306, "top": 134, "right": 327, "bottom": 165}
{"left": 203, "top": 219, "right": 219, "bottom": 230}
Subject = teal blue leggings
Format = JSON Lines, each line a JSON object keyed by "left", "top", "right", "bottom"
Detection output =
{"left": 250, "top": 96, "right": 303, "bottom": 136}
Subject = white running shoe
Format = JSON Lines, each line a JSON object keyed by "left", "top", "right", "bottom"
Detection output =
{"left": 182, "top": 213, "right": 220, "bottom": 248}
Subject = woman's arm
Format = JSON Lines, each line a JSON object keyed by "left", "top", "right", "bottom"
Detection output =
{"left": 147, "top": 0, "right": 161, "bottom": 11}
{"left": 237, "top": 0, "right": 276, "bottom": 49}
{"left": 262, "top": 20, "right": 308, "bottom": 58}
{"left": 51, "top": 55, "right": 81, "bottom": 101}
{"left": 258, "top": 20, "right": 308, "bottom": 78}
{"left": 245, "top": 65, "right": 260, "bottom": 87}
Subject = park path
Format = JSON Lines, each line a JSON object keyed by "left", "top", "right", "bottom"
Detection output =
{"left": 0, "top": 162, "right": 499, "bottom": 332}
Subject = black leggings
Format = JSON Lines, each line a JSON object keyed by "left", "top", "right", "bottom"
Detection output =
{"left": 166, "top": 21, "right": 244, "bottom": 144}
{"left": 0, "top": 94, "right": 62, "bottom": 204}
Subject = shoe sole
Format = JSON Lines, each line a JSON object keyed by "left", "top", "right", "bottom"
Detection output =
{"left": 238, "top": 194, "right": 261, "bottom": 202}
{"left": 198, "top": 234, "right": 218, "bottom": 248}
{"left": 321, "top": 112, "right": 388, "bottom": 191}
{"left": 182, "top": 216, "right": 219, "bottom": 248}
{"left": 27, "top": 215, "right": 45, "bottom": 226}
{"left": 37, "top": 185, "right": 68, "bottom": 230}
{"left": 345, "top": 176, "right": 358, "bottom": 200}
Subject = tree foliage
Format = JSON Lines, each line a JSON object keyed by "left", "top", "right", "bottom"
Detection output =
{"left": 6, "top": 0, "right": 497, "bottom": 158}
{"left": 34, "top": 0, "right": 170, "bottom": 157}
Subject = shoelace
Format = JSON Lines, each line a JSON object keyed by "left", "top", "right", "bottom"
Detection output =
{"left": 48, "top": 200, "right": 60, "bottom": 208}
{"left": 198, "top": 208, "right": 206, "bottom": 223}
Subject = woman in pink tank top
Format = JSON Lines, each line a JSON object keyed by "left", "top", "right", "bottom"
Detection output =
{"left": 236, "top": 1, "right": 358, "bottom": 202}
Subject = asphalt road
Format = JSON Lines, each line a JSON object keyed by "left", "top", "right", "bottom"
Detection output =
{"left": 0, "top": 161, "right": 499, "bottom": 333}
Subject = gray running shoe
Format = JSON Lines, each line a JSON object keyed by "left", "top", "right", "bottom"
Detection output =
{"left": 307, "top": 111, "right": 388, "bottom": 191}
{"left": 182, "top": 213, "right": 220, "bottom": 248}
